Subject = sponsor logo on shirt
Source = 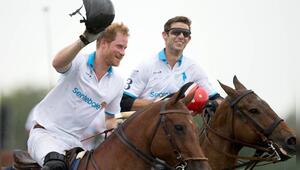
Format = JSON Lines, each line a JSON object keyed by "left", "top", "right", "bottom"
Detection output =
{"left": 150, "top": 91, "right": 170, "bottom": 98}
{"left": 153, "top": 70, "right": 162, "bottom": 74}
{"left": 72, "top": 88, "right": 101, "bottom": 110}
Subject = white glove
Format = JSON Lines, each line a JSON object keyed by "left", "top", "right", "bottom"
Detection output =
{"left": 79, "top": 30, "right": 102, "bottom": 45}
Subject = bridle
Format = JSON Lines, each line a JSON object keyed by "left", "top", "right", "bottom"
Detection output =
{"left": 229, "top": 90, "right": 283, "bottom": 140}
{"left": 201, "top": 90, "right": 284, "bottom": 169}
{"left": 116, "top": 100, "right": 208, "bottom": 170}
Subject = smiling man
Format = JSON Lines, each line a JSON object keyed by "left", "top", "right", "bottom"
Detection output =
{"left": 121, "top": 16, "right": 222, "bottom": 112}
{"left": 27, "top": 22, "right": 129, "bottom": 169}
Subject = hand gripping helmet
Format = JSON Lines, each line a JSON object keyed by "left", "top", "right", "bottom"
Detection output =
{"left": 70, "top": 0, "right": 115, "bottom": 34}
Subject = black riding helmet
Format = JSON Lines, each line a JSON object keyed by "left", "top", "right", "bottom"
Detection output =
{"left": 70, "top": 0, "right": 115, "bottom": 34}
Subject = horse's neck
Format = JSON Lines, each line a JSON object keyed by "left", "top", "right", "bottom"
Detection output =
{"left": 84, "top": 110, "right": 158, "bottom": 170}
{"left": 200, "top": 104, "right": 242, "bottom": 170}
{"left": 121, "top": 108, "right": 159, "bottom": 150}
{"left": 201, "top": 131, "right": 240, "bottom": 169}
{"left": 87, "top": 135, "right": 151, "bottom": 170}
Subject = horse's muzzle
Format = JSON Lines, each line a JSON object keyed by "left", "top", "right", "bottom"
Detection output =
{"left": 276, "top": 135, "right": 296, "bottom": 161}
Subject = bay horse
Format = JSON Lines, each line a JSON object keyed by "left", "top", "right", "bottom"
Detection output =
{"left": 10, "top": 83, "right": 211, "bottom": 170}
{"left": 0, "top": 150, "right": 13, "bottom": 167}
{"left": 199, "top": 76, "right": 296, "bottom": 170}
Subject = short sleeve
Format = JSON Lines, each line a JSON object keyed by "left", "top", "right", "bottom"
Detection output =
{"left": 123, "top": 63, "right": 150, "bottom": 98}
{"left": 60, "top": 53, "right": 86, "bottom": 77}
{"left": 104, "top": 80, "right": 124, "bottom": 116}
{"left": 190, "top": 64, "right": 218, "bottom": 97}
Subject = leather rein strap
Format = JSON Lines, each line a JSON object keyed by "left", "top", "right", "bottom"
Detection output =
{"left": 115, "top": 101, "right": 207, "bottom": 169}
{"left": 116, "top": 123, "right": 174, "bottom": 169}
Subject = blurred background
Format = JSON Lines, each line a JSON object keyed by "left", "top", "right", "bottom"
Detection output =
{"left": 0, "top": 0, "right": 298, "bottom": 168}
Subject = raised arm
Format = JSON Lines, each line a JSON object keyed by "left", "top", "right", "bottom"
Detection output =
{"left": 52, "top": 39, "right": 84, "bottom": 73}
{"left": 52, "top": 31, "right": 102, "bottom": 73}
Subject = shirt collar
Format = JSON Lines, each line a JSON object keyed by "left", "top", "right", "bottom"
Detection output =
{"left": 87, "top": 51, "right": 96, "bottom": 68}
{"left": 158, "top": 48, "right": 183, "bottom": 66}
{"left": 87, "top": 51, "right": 113, "bottom": 75}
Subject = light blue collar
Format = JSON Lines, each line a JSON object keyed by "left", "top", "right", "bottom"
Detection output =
{"left": 88, "top": 51, "right": 113, "bottom": 75}
{"left": 158, "top": 48, "right": 183, "bottom": 66}
{"left": 87, "top": 51, "right": 96, "bottom": 68}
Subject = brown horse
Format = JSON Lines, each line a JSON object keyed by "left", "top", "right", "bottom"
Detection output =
{"left": 199, "top": 76, "right": 296, "bottom": 170}
{"left": 0, "top": 150, "right": 13, "bottom": 167}
{"left": 11, "top": 84, "right": 211, "bottom": 170}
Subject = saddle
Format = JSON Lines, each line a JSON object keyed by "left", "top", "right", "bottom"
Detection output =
{"left": 12, "top": 147, "right": 84, "bottom": 170}
{"left": 13, "top": 150, "right": 40, "bottom": 170}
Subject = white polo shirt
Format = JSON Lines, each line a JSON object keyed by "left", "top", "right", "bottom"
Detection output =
{"left": 124, "top": 49, "right": 217, "bottom": 100}
{"left": 33, "top": 52, "right": 124, "bottom": 139}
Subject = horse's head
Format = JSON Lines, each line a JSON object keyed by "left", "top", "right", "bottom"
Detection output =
{"left": 149, "top": 82, "right": 211, "bottom": 170}
{"left": 217, "top": 76, "right": 296, "bottom": 160}
{"left": 113, "top": 83, "right": 210, "bottom": 169}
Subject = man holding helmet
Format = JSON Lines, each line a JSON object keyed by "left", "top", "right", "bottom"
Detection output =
{"left": 27, "top": 0, "right": 129, "bottom": 169}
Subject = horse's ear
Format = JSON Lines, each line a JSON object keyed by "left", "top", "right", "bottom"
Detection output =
{"left": 181, "top": 82, "right": 200, "bottom": 105}
{"left": 168, "top": 91, "right": 183, "bottom": 105}
{"left": 218, "top": 80, "right": 237, "bottom": 96}
{"left": 233, "top": 75, "right": 247, "bottom": 90}
{"left": 169, "top": 82, "right": 195, "bottom": 104}
{"left": 181, "top": 90, "right": 194, "bottom": 105}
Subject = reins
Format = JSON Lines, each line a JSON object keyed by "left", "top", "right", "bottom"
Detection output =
{"left": 201, "top": 112, "right": 274, "bottom": 161}
{"left": 115, "top": 101, "right": 208, "bottom": 170}
{"left": 159, "top": 104, "right": 208, "bottom": 169}
{"left": 200, "top": 89, "right": 283, "bottom": 169}
{"left": 81, "top": 98, "right": 208, "bottom": 169}
{"left": 116, "top": 122, "right": 174, "bottom": 169}
{"left": 80, "top": 128, "right": 114, "bottom": 143}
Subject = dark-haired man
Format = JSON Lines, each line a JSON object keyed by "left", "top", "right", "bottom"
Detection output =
{"left": 121, "top": 16, "right": 221, "bottom": 112}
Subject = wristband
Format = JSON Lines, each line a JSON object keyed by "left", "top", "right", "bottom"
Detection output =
{"left": 79, "top": 35, "right": 90, "bottom": 45}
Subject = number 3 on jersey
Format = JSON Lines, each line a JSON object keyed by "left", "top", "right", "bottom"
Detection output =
{"left": 124, "top": 78, "right": 133, "bottom": 90}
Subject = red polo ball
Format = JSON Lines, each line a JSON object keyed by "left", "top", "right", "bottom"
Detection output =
{"left": 187, "top": 86, "right": 209, "bottom": 114}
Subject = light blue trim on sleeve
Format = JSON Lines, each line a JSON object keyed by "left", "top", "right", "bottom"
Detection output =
{"left": 124, "top": 91, "right": 138, "bottom": 99}
{"left": 208, "top": 91, "right": 218, "bottom": 98}
{"left": 105, "top": 111, "right": 115, "bottom": 117}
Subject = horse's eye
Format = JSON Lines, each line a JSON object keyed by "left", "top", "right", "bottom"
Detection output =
{"left": 174, "top": 124, "right": 184, "bottom": 131}
{"left": 249, "top": 108, "right": 259, "bottom": 114}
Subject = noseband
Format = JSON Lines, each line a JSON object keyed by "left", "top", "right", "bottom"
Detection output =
{"left": 116, "top": 101, "right": 207, "bottom": 170}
